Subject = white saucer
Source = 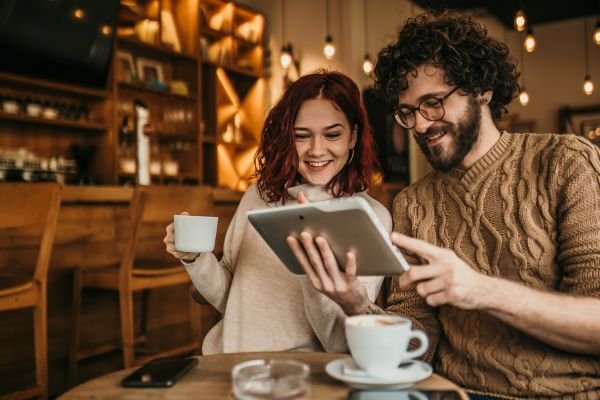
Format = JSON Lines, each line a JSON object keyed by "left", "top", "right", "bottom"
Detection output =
{"left": 325, "top": 358, "right": 432, "bottom": 390}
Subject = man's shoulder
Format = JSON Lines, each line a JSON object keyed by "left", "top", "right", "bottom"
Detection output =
{"left": 520, "top": 132, "right": 595, "bottom": 151}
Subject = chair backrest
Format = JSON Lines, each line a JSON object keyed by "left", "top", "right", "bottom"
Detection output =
{"left": 0, "top": 183, "right": 62, "bottom": 282}
{"left": 119, "top": 185, "right": 215, "bottom": 273}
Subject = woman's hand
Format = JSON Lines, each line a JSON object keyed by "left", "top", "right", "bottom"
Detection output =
{"left": 287, "top": 231, "right": 371, "bottom": 315}
{"left": 164, "top": 211, "right": 200, "bottom": 262}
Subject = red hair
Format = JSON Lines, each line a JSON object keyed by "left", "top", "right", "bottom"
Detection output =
{"left": 255, "top": 70, "right": 379, "bottom": 203}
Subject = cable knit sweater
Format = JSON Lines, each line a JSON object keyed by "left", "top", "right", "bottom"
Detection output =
{"left": 388, "top": 132, "right": 600, "bottom": 399}
{"left": 185, "top": 183, "right": 391, "bottom": 355}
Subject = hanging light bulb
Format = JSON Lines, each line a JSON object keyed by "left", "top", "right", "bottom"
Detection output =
{"left": 594, "top": 20, "right": 600, "bottom": 45}
{"left": 362, "top": 54, "right": 374, "bottom": 76}
{"left": 280, "top": 45, "right": 292, "bottom": 69}
{"left": 583, "top": 75, "right": 594, "bottom": 95}
{"left": 514, "top": 9, "right": 527, "bottom": 32}
{"left": 323, "top": 35, "right": 335, "bottom": 60}
{"left": 519, "top": 89, "right": 530, "bottom": 106}
{"left": 524, "top": 28, "right": 536, "bottom": 53}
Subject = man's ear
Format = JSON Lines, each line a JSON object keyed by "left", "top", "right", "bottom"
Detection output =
{"left": 479, "top": 90, "right": 493, "bottom": 105}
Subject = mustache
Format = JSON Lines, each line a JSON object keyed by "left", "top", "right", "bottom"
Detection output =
{"left": 414, "top": 123, "right": 454, "bottom": 142}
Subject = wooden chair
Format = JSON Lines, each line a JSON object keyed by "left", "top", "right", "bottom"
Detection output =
{"left": 69, "top": 185, "right": 214, "bottom": 382}
{"left": 0, "top": 183, "right": 62, "bottom": 400}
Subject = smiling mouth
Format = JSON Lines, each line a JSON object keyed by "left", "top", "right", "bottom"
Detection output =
{"left": 426, "top": 131, "right": 448, "bottom": 143}
{"left": 306, "top": 160, "right": 331, "bottom": 167}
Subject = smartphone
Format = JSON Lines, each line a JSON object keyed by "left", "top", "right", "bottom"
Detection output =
{"left": 121, "top": 357, "right": 198, "bottom": 388}
{"left": 348, "top": 390, "right": 463, "bottom": 400}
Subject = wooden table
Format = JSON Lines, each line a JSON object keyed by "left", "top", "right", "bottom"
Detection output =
{"left": 59, "top": 352, "right": 468, "bottom": 400}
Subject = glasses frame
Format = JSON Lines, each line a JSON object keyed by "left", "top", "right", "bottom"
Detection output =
{"left": 393, "top": 87, "right": 460, "bottom": 129}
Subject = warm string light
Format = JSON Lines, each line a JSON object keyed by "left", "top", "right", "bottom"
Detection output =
{"left": 583, "top": 19, "right": 594, "bottom": 95}
{"left": 524, "top": 28, "right": 536, "bottom": 53}
{"left": 362, "top": 55, "right": 374, "bottom": 75}
{"left": 594, "top": 20, "right": 600, "bottom": 46}
{"left": 73, "top": 8, "right": 85, "bottom": 19}
{"left": 280, "top": 45, "right": 292, "bottom": 69}
{"left": 361, "top": 0, "right": 372, "bottom": 76}
{"left": 323, "top": 0, "right": 335, "bottom": 60}
{"left": 519, "top": 34, "right": 530, "bottom": 106}
{"left": 583, "top": 76, "right": 594, "bottom": 95}
{"left": 279, "top": 0, "right": 291, "bottom": 69}
{"left": 519, "top": 90, "right": 530, "bottom": 106}
{"left": 514, "top": 9, "right": 527, "bottom": 32}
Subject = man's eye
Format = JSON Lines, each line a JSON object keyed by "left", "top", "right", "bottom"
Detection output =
{"left": 422, "top": 98, "right": 442, "bottom": 108}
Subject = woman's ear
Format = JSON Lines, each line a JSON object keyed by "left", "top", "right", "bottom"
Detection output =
{"left": 351, "top": 125, "right": 358, "bottom": 148}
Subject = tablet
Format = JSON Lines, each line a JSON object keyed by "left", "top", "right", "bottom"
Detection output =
{"left": 247, "top": 197, "right": 410, "bottom": 276}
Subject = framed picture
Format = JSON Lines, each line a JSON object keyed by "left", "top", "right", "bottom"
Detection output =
{"left": 116, "top": 51, "right": 136, "bottom": 83}
{"left": 560, "top": 105, "right": 600, "bottom": 143}
{"left": 136, "top": 57, "right": 164, "bottom": 84}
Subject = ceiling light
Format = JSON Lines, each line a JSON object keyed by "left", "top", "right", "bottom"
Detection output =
{"left": 583, "top": 75, "right": 594, "bottom": 96}
{"left": 362, "top": 54, "right": 374, "bottom": 76}
{"left": 524, "top": 28, "right": 536, "bottom": 53}
{"left": 324, "top": 35, "right": 335, "bottom": 60}
{"left": 514, "top": 9, "right": 527, "bottom": 32}
{"left": 280, "top": 45, "right": 292, "bottom": 69}
{"left": 519, "top": 89, "right": 530, "bottom": 106}
{"left": 323, "top": 0, "right": 335, "bottom": 60}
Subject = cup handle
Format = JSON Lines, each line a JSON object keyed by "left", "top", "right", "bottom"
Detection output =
{"left": 404, "top": 330, "right": 429, "bottom": 359}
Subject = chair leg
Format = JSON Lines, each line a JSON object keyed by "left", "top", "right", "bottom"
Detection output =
{"left": 33, "top": 285, "right": 48, "bottom": 400}
{"left": 140, "top": 290, "right": 149, "bottom": 343}
{"left": 68, "top": 269, "right": 82, "bottom": 388}
{"left": 119, "top": 288, "right": 136, "bottom": 368}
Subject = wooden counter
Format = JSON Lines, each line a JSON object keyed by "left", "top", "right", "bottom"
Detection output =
{"left": 0, "top": 185, "right": 240, "bottom": 398}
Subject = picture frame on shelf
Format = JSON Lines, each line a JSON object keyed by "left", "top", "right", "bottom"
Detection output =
{"left": 136, "top": 57, "right": 165, "bottom": 86}
{"left": 560, "top": 105, "right": 600, "bottom": 143}
{"left": 116, "top": 51, "right": 136, "bottom": 83}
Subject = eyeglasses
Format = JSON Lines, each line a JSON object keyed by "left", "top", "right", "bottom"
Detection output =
{"left": 393, "top": 87, "right": 460, "bottom": 129}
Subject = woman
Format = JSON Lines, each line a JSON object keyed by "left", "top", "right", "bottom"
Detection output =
{"left": 163, "top": 70, "right": 391, "bottom": 354}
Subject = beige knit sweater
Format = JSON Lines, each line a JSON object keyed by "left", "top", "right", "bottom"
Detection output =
{"left": 388, "top": 132, "right": 600, "bottom": 399}
{"left": 185, "top": 183, "right": 391, "bottom": 354}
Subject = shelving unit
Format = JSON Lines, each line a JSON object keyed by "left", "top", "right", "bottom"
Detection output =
{"left": 199, "top": 0, "right": 265, "bottom": 191}
{"left": 113, "top": 0, "right": 201, "bottom": 186}
{"left": 0, "top": 0, "right": 267, "bottom": 190}
{"left": 0, "top": 72, "right": 112, "bottom": 184}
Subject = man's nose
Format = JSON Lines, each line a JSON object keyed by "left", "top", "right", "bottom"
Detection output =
{"left": 413, "top": 112, "right": 435, "bottom": 135}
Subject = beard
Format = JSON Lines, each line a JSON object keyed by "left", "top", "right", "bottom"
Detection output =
{"left": 414, "top": 96, "right": 481, "bottom": 172}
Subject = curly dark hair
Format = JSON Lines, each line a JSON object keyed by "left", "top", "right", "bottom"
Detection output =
{"left": 373, "top": 11, "right": 519, "bottom": 119}
{"left": 254, "top": 70, "right": 378, "bottom": 204}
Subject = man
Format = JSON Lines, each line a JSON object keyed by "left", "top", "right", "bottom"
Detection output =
{"left": 287, "top": 11, "right": 600, "bottom": 399}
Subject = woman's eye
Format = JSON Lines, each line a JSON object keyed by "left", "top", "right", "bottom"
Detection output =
{"left": 294, "top": 133, "right": 310, "bottom": 140}
{"left": 325, "top": 133, "right": 342, "bottom": 140}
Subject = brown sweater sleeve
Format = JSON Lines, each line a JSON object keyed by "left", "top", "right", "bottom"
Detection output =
{"left": 550, "top": 136, "right": 600, "bottom": 296}
{"left": 385, "top": 191, "right": 440, "bottom": 363}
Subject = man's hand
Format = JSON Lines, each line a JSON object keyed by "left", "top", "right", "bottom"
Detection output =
{"left": 394, "top": 232, "right": 492, "bottom": 309}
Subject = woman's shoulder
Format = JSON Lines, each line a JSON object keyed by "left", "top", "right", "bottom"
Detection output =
{"left": 356, "top": 191, "right": 392, "bottom": 231}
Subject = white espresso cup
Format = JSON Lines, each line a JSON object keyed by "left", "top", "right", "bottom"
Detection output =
{"left": 345, "top": 315, "right": 429, "bottom": 379}
{"left": 174, "top": 214, "right": 218, "bottom": 253}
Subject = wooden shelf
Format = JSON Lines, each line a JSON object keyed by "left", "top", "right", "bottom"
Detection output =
{"left": 201, "top": 61, "right": 260, "bottom": 79}
{"left": 117, "top": 36, "right": 198, "bottom": 62}
{"left": 118, "top": 82, "right": 197, "bottom": 100}
{"left": 0, "top": 71, "right": 108, "bottom": 98}
{"left": 0, "top": 111, "right": 107, "bottom": 131}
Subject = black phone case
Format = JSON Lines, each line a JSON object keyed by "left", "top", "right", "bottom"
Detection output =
{"left": 121, "top": 357, "right": 198, "bottom": 388}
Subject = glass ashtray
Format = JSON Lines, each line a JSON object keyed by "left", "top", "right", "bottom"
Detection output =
{"left": 232, "top": 359, "right": 310, "bottom": 399}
